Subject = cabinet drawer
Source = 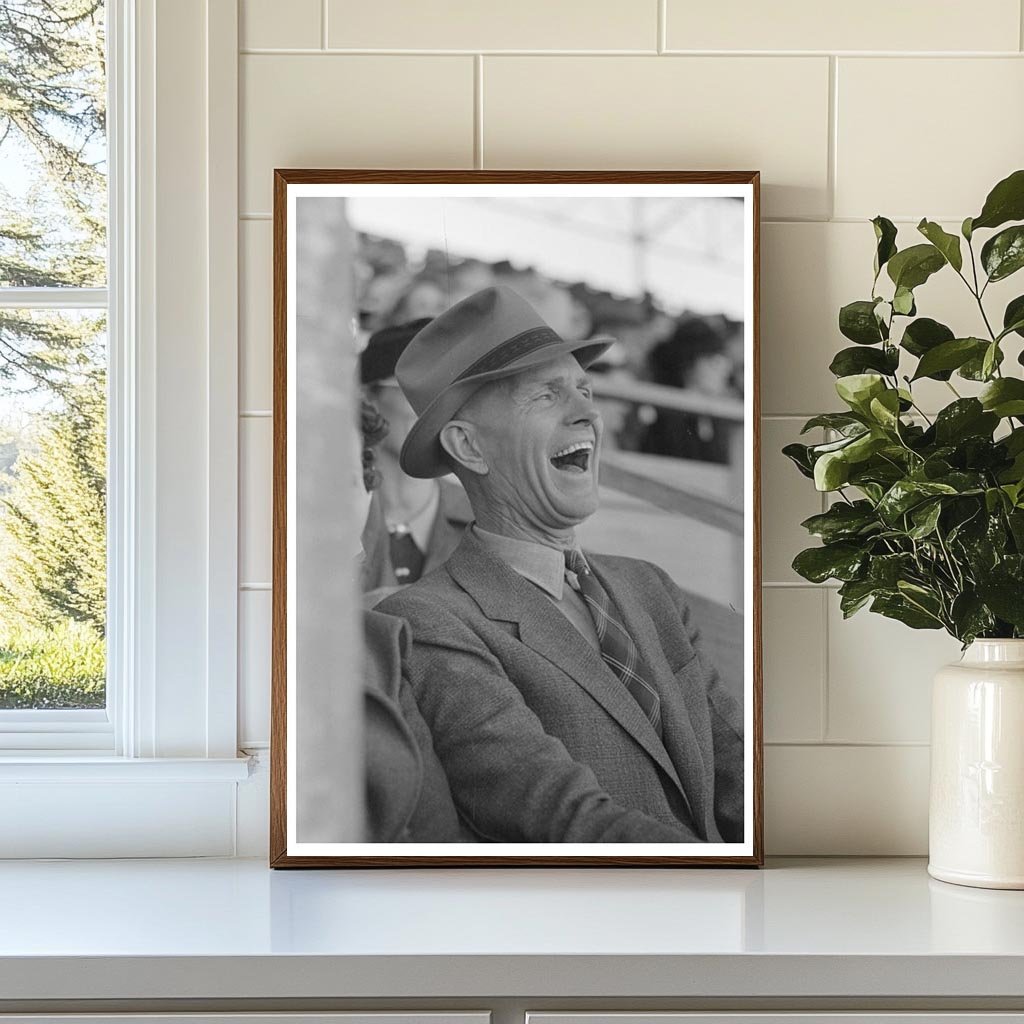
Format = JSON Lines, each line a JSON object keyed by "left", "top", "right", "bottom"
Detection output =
{"left": 528, "top": 1016, "right": 1024, "bottom": 1024}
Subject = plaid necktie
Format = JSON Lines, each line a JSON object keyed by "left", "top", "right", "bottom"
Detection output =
{"left": 564, "top": 548, "right": 663, "bottom": 737}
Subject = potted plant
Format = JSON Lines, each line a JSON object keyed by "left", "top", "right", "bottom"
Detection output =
{"left": 784, "top": 169, "right": 1024, "bottom": 889}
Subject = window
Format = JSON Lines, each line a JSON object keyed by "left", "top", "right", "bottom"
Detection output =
{"left": 0, "top": 0, "right": 246, "bottom": 859}
{"left": 0, "top": 1, "right": 110, "bottom": 750}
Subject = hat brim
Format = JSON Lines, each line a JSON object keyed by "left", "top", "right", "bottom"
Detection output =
{"left": 399, "top": 336, "right": 614, "bottom": 479}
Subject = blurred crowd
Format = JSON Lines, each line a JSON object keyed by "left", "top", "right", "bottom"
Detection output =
{"left": 355, "top": 233, "right": 744, "bottom": 465}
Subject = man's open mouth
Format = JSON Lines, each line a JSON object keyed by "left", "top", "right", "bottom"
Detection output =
{"left": 550, "top": 440, "right": 594, "bottom": 473}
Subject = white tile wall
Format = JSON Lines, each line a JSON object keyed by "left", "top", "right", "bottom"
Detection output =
{"left": 665, "top": 0, "right": 1021, "bottom": 53}
{"left": 235, "top": 2, "right": 1024, "bottom": 854}
{"left": 482, "top": 56, "right": 831, "bottom": 220}
{"left": 326, "top": 0, "right": 657, "bottom": 51}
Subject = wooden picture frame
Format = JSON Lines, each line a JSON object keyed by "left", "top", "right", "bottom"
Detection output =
{"left": 271, "top": 170, "right": 763, "bottom": 867}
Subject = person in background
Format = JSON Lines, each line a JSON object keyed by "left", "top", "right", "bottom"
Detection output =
{"left": 356, "top": 398, "right": 465, "bottom": 843}
{"left": 642, "top": 315, "right": 736, "bottom": 464}
{"left": 359, "top": 319, "right": 473, "bottom": 597}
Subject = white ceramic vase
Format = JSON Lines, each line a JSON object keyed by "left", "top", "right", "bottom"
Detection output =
{"left": 929, "top": 639, "right": 1024, "bottom": 889}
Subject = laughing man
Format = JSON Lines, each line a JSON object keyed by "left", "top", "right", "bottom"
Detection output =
{"left": 379, "top": 286, "right": 744, "bottom": 844}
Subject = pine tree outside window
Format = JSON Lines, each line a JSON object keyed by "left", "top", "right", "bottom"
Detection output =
{"left": 0, "top": 1, "right": 109, "bottom": 735}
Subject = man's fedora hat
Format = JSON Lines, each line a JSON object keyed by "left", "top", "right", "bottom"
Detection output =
{"left": 396, "top": 286, "right": 612, "bottom": 479}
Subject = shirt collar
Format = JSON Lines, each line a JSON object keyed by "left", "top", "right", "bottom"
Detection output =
{"left": 472, "top": 525, "right": 582, "bottom": 601}
{"left": 386, "top": 482, "right": 440, "bottom": 552}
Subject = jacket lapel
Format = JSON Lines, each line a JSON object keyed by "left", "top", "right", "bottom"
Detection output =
{"left": 587, "top": 554, "right": 711, "bottom": 829}
{"left": 446, "top": 534, "right": 687, "bottom": 798}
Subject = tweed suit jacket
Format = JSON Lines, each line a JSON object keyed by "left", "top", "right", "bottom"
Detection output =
{"left": 378, "top": 531, "right": 744, "bottom": 844}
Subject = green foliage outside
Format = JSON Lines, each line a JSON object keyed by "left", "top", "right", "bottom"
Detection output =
{"left": 0, "top": 619, "right": 104, "bottom": 708}
{"left": 0, "top": 1, "right": 107, "bottom": 707}
{"left": 785, "top": 169, "right": 1024, "bottom": 645}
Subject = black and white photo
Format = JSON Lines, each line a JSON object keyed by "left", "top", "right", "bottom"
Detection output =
{"left": 271, "top": 171, "right": 762, "bottom": 866}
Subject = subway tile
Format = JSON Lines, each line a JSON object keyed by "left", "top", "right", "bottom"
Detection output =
{"left": 826, "top": 599, "right": 962, "bottom": 744}
{"left": 483, "top": 56, "right": 830, "bottom": 219}
{"left": 762, "top": 221, "right": 1023, "bottom": 415}
{"left": 240, "top": 417, "right": 273, "bottom": 586}
{"left": 239, "top": 589, "right": 272, "bottom": 748}
{"left": 328, "top": 0, "right": 656, "bottom": 51}
{"left": 240, "top": 55, "right": 474, "bottom": 214}
{"left": 762, "top": 588, "right": 824, "bottom": 743}
{"left": 241, "top": 0, "right": 321, "bottom": 50}
{"left": 240, "top": 220, "right": 273, "bottom": 412}
{"left": 836, "top": 58, "right": 1024, "bottom": 221}
{"left": 666, "top": 0, "right": 1020, "bottom": 53}
{"left": 761, "top": 418, "right": 823, "bottom": 584}
{"left": 765, "top": 744, "right": 929, "bottom": 854}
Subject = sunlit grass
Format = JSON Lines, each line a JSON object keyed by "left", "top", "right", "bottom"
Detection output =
{"left": 0, "top": 620, "right": 105, "bottom": 709}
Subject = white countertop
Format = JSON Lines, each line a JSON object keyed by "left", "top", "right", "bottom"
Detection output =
{"left": 2, "top": 857, "right": 1024, "bottom": 1002}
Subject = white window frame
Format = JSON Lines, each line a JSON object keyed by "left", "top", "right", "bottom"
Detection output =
{"left": 0, "top": 0, "right": 249, "bottom": 857}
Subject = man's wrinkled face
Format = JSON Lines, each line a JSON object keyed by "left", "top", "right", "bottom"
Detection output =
{"left": 464, "top": 353, "right": 603, "bottom": 533}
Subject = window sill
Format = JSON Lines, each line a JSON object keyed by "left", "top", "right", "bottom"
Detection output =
{"left": 0, "top": 755, "right": 252, "bottom": 782}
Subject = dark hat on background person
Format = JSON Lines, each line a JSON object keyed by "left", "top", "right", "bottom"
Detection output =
{"left": 396, "top": 286, "right": 613, "bottom": 479}
{"left": 360, "top": 317, "right": 433, "bottom": 386}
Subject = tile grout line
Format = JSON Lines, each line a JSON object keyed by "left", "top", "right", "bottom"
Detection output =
{"left": 1021, "top": 0, "right": 1024, "bottom": 51}
{"left": 321, "top": 0, "right": 328, "bottom": 50}
{"left": 474, "top": 55, "right": 484, "bottom": 169}
{"left": 237, "top": 47, "right": 1024, "bottom": 57}
{"left": 820, "top": 586, "right": 831, "bottom": 743}
{"left": 827, "top": 55, "right": 838, "bottom": 220}
{"left": 657, "top": 0, "right": 666, "bottom": 53}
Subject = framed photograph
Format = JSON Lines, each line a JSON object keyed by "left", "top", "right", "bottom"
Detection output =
{"left": 270, "top": 170, "right": 762, "bottom": 867}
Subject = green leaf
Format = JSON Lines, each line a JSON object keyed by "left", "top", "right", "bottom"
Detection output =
{"left": 877, "top": 479, "right": 958, "bottom": 524}
{"left": 917, "top": 219, "right": 963, "bottom": 272}
{"left": 828, "top": 345, "right": 899, "bottom": 378}
{"left": 976, "top": 578, "right": 1024, "bottom": 629}
{"left": 892, "top": 286, "right": 916, "bottom": 316}
{"left": 838, "top": 578, "right": 879, "bottom": 618}
{"left": 962, "top": 216, "right": 974, "bottom": 241}
{"left": 933, "top": 399, "right": 999, "bottom": 445}
{"left": 1003, "top": 295, "right": 1024, "bottom": 339}
{"left": 911, "top": 337, "right": 987, "bottom": 381}
{"left": 900, "top": 317, "right": 954, "bottom": 358}
{"left": 792, "top": 543, "right": 866, "bottom": 584}
{"left": 872, "top": 216, "right": 898, "bottom": 277}
{"left": 871, "top": 594, "right": 943, "bottom": 630}
{"left": 800, "top": 501, "right": 879, "bottom": 543}
{"left": 950, "top": 593, "right": 996, "bottom": 644}
{"left": 979, "top": 378, "right": 1024, "bottom": 418}
{"left": 800, "top": 413, "right": 865, "bottom": 435}
{"left": 835, "top": 373, "right": 887, "bottom": 413}
{"left": 981, "top": 225, "right": 1024, "bottom": 283}
{"left": 908, "top": 500, "right": 943, "bottom": 539}
{"left": 982, "top": 341, "right": 1001, "bottom": 380}
{"left": 970, "top": 168, "right": 1024, "bottom": 232}
{"left": 868, "top": 389, "right": 901, "bottom": 430}
{"left": 868, "top": 552, "right": 915, "bottom": 587}
{"left": 839, "top": 299, "right": 886, "bottom": 345}
{"left": 886, "top": 243, "right": 946, "bottom": 291}
{"left": 814, "top": 450, "right": 851, "bottom": 491}
{"left": 959, "top": 344, "right": 1004, "bottom": 381}
{"left": 782, "top": 442, "right": 815, "bottom": 479}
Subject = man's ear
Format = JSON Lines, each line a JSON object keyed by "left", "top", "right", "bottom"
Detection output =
{"left": 439, "top": 419, "right": 489, "bottom": 476}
